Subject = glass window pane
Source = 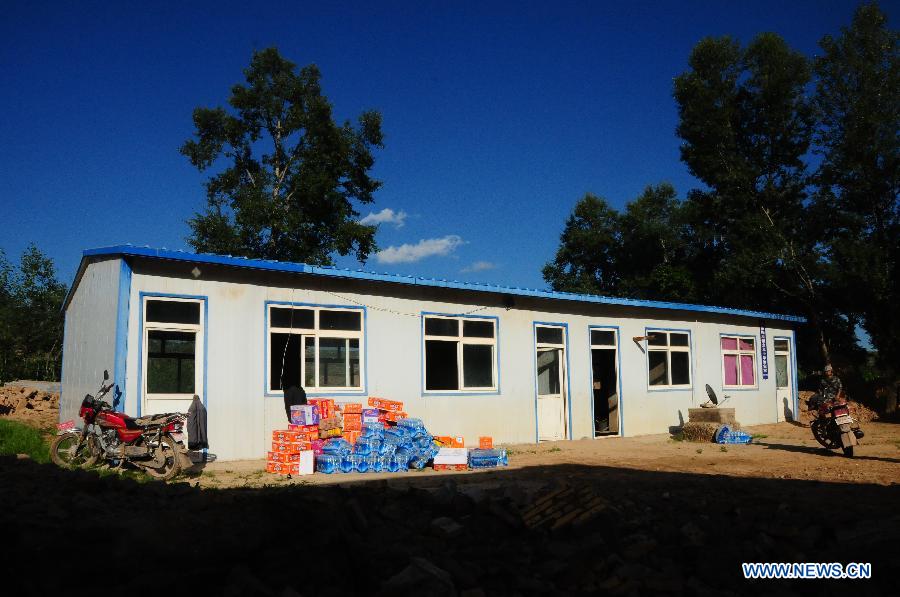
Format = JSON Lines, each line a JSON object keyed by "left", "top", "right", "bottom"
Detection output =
{"left": 319, "top": 310, "right": 361, "bottom": 331}
{"left": 319, "top": 338, "right": 347, "bottom": 387}
{"left": 270, "top": 307, "right": 314, "bottom": 329}
{"left": 425, "top": 318, "right": 459, "bottom": 337}
{"left": 774, "top": 339, "right": 789, "bottom": 352}
{"left": 536, "top": 326, "right": 563, "bottom": 344}
{"left": 463, "top": 344, "right": 493, "bottom": 387}
{"left": 147, "top": 330, "right": 195, "bottom": 393}
{"left": 270, "top": 333, "right": 301, "bottom": 391}
{"left": 648, "top": 351, "right": 668, "bottom": 385}
{"left": 591, "top": 330, "right": 615, "bottom": 346}
{"left": 671, "top": 351, "right": 690, "bottom": 385}
{"left": 648, "top": 333, "right": 667, "bottom": 346}
{"left": 146, "top": 300, "right": 200, "bottom": 325}
{"left": 425, "top": 340, "right": 459, "bottom": 390}
{"left": 739, "top": 338, "right": 755, "bottom": 351}
{"left": 775, "top": 355, "right": 788, "bottom": 388}
{"left": 740, "top": 355, "right": 755, "bottom": 385}
{"left": 721, "top": 337, "right": 738, "bottom": 350}
{"left": 723, "top": 354, "right": 738, "bottom": 385}
{"left": 349, "top": 339, "right": 360, "bottom": 388}
{"left": 463, "top": 320, "right": 494, "bottom": 338}
{"left": 670, "top": 333, "right": 689, "bottom": 347}
{"left": 304, "top": 337, "right": 315, "bottom": 387}
{"left": 537, "top": 349, "right": 561, "bottom": 395}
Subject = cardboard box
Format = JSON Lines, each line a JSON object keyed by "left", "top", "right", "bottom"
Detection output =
{"left": 434, "top": 436, "right": 453, "bottom": 447}
{"left": 342, "top": 431, "right": 360, "bottom": 444}
{"left": 343, "top": 420, "right": 361, "bottom": 432}
{"left": 267, "top": 451, "right": 303, "bottom": 463}
{"left": 294, "top": 450, "right": 314, "bottom": 476}
{"left": 341, "top": 403, "right": 362, "bottom": 414}
{"left": 434, "top": 463, "right": 468, "bottom": 471}
{"left": 319, "top": 427, "right": 342, "bottom": 439}
{"left": 452, "top": 436, "right": 465, "bottom": 448}
{"left": 309, "top": 439, "right": 325, "bottom": 455}
{"left": 368, "top": 397, "right": 404, "bottom": 412}
{"left": 308, "top": 398, "right": 335, "bottom": 419}
{"left": 271, "top": 441, "right": 308, "bottom": 453}
{"left": 479, "top": 436, "right": 493, "bottom": 449}
{"left": 289, "top": 405, "right": 320, "bottom": 426}
{"left": 434, "top": 447, "right": 468, "bottom": 465}
{"left": 319, "top": 416, "right": 342, "bottom": 431}
{"left": 266, "top": 461, "right": 300, "bottom": 475}
{"left": 272, "top": 430, "right": 302, "bottom": 443}
{"left": 362, "top": 408, "right": 379, "bottom": 424}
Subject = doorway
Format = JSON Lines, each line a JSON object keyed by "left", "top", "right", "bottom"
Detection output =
{"left": 774, "top": 337, "right": 793, "bottom": 422}
{"left": 535, "top": 325, "right": 568, "bottom": 441}
{"left": 590, "top": 328, "right": 619, "bottom": 436}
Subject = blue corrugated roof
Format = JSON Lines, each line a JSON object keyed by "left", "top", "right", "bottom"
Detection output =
{"left": 69, "top": 244, "right": 806, "bottom": 322}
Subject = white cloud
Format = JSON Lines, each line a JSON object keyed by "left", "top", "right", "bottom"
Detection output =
{"left": 359, "top": 208, "right": 407, "bottom": 229}
{"left": 375, "top": 235, "right": 466, "bottom": 264}
{"left": 461, "top": 261, "right": 498, "bottom": 273}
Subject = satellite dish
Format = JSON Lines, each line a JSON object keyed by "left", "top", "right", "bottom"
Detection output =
{"left": 705, "top": 384, "right": 719, "bottom": 405}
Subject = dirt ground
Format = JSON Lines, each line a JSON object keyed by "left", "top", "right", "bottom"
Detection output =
{"left": 3, "top": 419, "right": 897, "bottom": 596}
{"left": 198, "top": 421, "right": 900, "bottom": 489}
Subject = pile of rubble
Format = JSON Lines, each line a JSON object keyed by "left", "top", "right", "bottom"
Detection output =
{"left": 798, "top": 390, "right": 879, "bottom": 424}
{"left": 0, "top": 385, "right": 59, "bottom": 429}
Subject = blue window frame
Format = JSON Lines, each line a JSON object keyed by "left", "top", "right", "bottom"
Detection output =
{"left": 645, "top": 328, "right": 692, "bottom": 390}
{"left": 421, "top": 312, "right": 500, "bottom": 395}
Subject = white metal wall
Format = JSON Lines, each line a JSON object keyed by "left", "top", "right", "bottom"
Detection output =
{"left": 60, "top": 258, "right": 121, "bottom": 425}
{"left": 122, "top": 262, "right": 795, "bottom": 461}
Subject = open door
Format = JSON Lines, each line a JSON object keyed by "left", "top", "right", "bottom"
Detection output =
{"left": 590, "top": 328, "right": 619, "bottom": 436}
{"left": 535, "top": 325, "right": 567, "bottom": 441}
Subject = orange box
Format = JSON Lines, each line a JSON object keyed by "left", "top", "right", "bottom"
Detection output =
{"left": 451, "top": 436, "right": 465, "bottom": 448}
{"left": 343, "top": 421, "right": 361, "bottom": 432}
{"left": 267, "top": 451, "right": 303, "bottom": 463}
{"left": 479, "top": 436, "right": 493, "bottom": 449}
{"left": 342, "top": 403, "right": 362, "bottom": 414}
{"left": 266, "top": 461, "right": 300, "bottom": 475}
{"left": 319, "top": 427, "right": 342, "bottom": 439}
{"left": 368, "top": 397, "right": 404, "bottom": 412}
{"left": 272, "top": 430, "right": 302, "bottom": 443}
{"left": 288, "top": 424, "right": 319, "bottom": 433}
{"left": 271, "top": 441, "right": 308, "bottom": 453}
{"left": 434, "top": 436, "right": 453, "bottom": 447}
{"left": 342, "top": 431, "right": 360, "bottom": 444}
{"left": 308, "top": 398, "right": 335, "bottom": 419}
{"left": 343, "top": 413, "right": 362, "bottom": 424}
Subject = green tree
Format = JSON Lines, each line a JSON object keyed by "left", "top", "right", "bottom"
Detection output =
{"left": 814, "top": 2, "right": 900, "bottom": 370}
{"left": 0, "top": 245, "right": 67, "bottom": 382}
{"left": 673, "top": 33, "right": 841, "bottom": 361}
{"left": 542, "top": 193, "right": 622, "bottom": 295}
{"left": 181, "top": 47, "right": 384, "bottom": 264}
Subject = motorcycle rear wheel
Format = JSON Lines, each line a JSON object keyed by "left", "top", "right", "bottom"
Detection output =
{"left": 143, "top": 435, "right": 180, "bottom": 481}
{"left": 50, "top": 432, "right": 99, "bottom": 469}
{"left": 842, "top": 446, "right": 854, "bottom": 458}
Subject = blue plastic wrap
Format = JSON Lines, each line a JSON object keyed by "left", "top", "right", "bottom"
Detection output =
{"left": 316, "top": 453, "right": 339, "bottom": 474}
{"left": 351, "top": 454, "right": 369, "bottom": 473}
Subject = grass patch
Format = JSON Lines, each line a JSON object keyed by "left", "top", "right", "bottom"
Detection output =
{"left": 0, "top": 419, "right": 51, "bottom": 463}
{"left": 547, "top": 446, "right": 562, "bottom": 453}
{"left": 671, "top": 432, "right": 685, "bottom": 442}
{"left": 751, "top": 434, "right": 769, "bottom": 439}
{"left": 720, "top": 446, "right": 728, "bottom": 452}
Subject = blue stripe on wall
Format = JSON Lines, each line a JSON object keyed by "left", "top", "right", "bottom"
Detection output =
{"left": 113, "top": 258, "right": 132, "bottom": 413}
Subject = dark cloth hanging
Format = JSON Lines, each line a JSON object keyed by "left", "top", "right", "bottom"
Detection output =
{"left": 284, "top": 385, "right": 307, "bottom": 422}
{"left": 187, "top": 394, "right": 209, "bottom": 450}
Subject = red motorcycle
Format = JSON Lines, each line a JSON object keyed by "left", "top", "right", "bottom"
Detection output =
{"left": 51, "top": 370, "right": 191, "bottom": 480}
{"left": 808, "top": 391, "right": 864, "bottom": 457}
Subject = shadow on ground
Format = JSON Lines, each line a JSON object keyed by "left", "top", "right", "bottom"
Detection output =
{"left": 1, "top": 456, "right": 897, "bottom": 596}
{"left": 755, "top": 441, "right": 900, "bottom": 464}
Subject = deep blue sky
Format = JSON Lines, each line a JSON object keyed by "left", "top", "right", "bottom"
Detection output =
{"left": 2, "top": 1, "right": 896, "bottom": 289}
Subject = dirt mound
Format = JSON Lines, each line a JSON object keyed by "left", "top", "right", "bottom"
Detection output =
{"left": 0, "top": 385, "right": 59, "bottom": 429}
{"left": 798, "top": 390, "right": 878, "bottom": 424}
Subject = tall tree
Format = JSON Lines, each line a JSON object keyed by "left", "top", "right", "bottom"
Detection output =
{"left": 542, "top": 193, "right": 622, "bottom": 295}
{"left": 673, "top": 33, "right": 840, "bottom": 361}
{"left": 814, "top": 2, "right": 900, "bottom": 369}
{"left": 181, "top": 47, "right": 384, "bottom": 265}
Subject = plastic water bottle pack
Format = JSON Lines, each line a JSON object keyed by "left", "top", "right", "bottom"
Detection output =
{"left": 316, "top": 453, "right": 340, "bottom": 474}
{"left": 468, "top": 448, "right": 508, "bottom": 469}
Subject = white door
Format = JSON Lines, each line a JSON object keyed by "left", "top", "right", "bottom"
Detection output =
{"left": 537, "top": 347, "right": 566, "bottom": 441}
{"left": 774, "top": 339, "right": 792, "bottom": 422}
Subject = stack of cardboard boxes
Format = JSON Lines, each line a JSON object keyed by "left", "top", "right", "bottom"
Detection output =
{"left": 267, "top": 428, "right": 314, "bottom": 475}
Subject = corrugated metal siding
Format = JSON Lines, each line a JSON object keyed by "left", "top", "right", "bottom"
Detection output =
{"left": 123, "top": 260, "right": 795, "bottom": 461}
{"left": 59, "top": 258, "right": 121, "bottom": 424}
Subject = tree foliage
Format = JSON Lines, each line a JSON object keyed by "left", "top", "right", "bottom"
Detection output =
{"left": 544, "top": 4, "right": 898, "bottom": 376}
{"left": 181, "top": 47, "right": 385, "bottom": 265}
{"left": 0, "top": 246, "right": 67, "bottom": 383}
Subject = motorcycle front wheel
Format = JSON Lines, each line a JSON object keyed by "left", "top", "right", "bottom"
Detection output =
{"left": 810, "top": 420, "right": 840, "bottom": 450}
{"left": 143, "top": 435, "right": 180, "bottom": 481}
{"left": 50, "top": 432, "right": 99, "bottom": 469}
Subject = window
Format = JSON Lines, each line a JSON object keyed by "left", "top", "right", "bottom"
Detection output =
{"left": 424, "top": 315, "right": 498, "bottom": 392}
{"left": 267, "top": 304, "right": 363, "bottom": 393}
{"left": 647, "top": 330, "right": 691, "bottom": 387}
{"left": 144, "top": 297, "right": 203, "bottom": 398}
{"left": 774, "top": 339, "right": 790, "bottom": 389}
{"left": 721, "top": 335, "right": 756, "bottom": 387}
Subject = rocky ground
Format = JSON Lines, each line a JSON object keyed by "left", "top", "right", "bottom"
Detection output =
{"left": 2, "top": 386, "right": 897, "bottom": 595}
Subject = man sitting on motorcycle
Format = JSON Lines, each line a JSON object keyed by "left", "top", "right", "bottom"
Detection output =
{"left": 820, "top": 364, "right": 843, "bottom": 402}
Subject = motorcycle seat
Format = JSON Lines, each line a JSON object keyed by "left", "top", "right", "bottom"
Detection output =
{"left": 134, "top": 413, "right": 175, "bottom": 427}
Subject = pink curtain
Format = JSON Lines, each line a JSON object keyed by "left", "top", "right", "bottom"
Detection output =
{"left": 721, "top": 337, "right": 737, "bottom": 350}
{"left": 740, "top": 355, "right": 755, "bottom": 385}
{"left": 723, "top": 355, "right": 738, "bottom": 385}
{"left": 739, "top": 338, "right": 754, "bottom": 351}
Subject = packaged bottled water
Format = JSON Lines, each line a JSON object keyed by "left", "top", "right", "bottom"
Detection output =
{"left": 339, "top": 455, "right": 354, "bottom": 473}
{"left": 378, "top": 442, "right": 396, "bottom": 458}
{"left": 397, "top": 418, "right": 424, "bottom": 432}
{"left": 367, "top": 454, "right": 383, "bottom": 472}
{"left": 316, "top": 453, "right": 339, "bottom": 474}
{"left": 361, "top": 423, "right": 384, "bottom": 438}
{"left": 322, "top": 438, "right": 352, "bottom": 457}
{"left": 351, "top": 454, "right": 369, "bottom": 473}
{"left": 384, "top": 455, "right": 400, "bottom": 473}
{"left": 468, "top": 448, "right": 508, "bottom": 468}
